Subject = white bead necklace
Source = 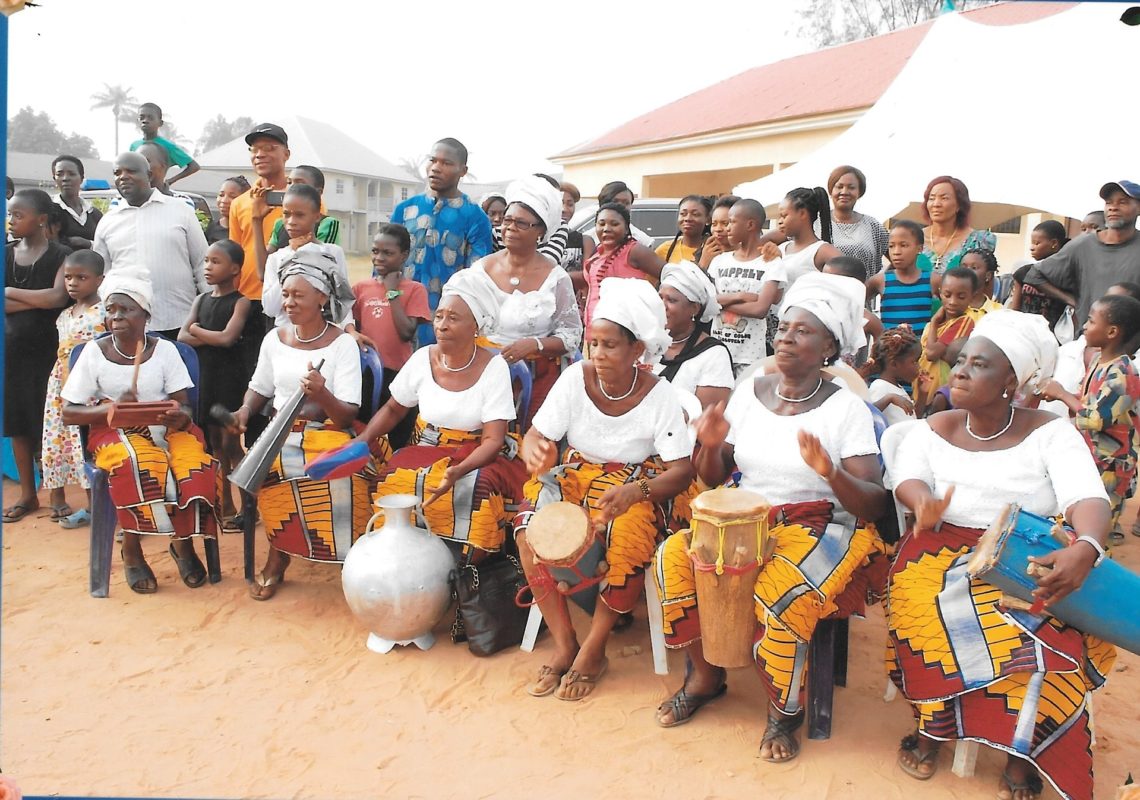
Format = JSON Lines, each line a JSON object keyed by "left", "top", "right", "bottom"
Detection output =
{"left": 294, "top": 321, "right": 329, "bottom": 344}
{"left": 775, "top": 376, "right": 823, "bottom": 403}
{"left": 111, "top": 334, "right": 144, "bottom": 361}
{"left": 597, "top": 368, "right": 638, "bottom": 402}
{"left": 966, "top": 407, "right": 1015, "bottom": 442}
{"left": 440, "top": 346, "right": 478, "bottom": 372}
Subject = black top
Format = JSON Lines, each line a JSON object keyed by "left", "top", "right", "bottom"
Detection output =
{"left": 55, "top": 200, "right": 103, "bottom": 244}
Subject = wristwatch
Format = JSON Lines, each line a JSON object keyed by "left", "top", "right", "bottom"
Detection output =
{"left": 1074, "top": 535, "right": 1106, "bottom": 567}
{"left": 385, "top": 289, "right": 403, "bottom": 301}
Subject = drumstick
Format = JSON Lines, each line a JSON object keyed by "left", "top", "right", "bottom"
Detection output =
{"left": 129, "top": 339, "right": 144, "bottom": 396}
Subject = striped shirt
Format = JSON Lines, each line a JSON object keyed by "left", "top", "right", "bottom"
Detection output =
{"left": 881, "top": 263, "right": 933, "bottom": 336}
{"left": 92, "top": 189, "right": 209, "bottom": 331}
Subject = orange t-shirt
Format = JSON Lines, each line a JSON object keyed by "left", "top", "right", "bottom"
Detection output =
{"left": 228, "top": 189, "right": 327, "bottom": 300}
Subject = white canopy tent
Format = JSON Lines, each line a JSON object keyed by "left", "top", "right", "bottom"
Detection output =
{"left": 734, "top": 3, "right": 1140, "bottom": 227}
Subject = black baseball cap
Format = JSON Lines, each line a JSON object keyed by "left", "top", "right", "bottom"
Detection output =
{"left": 245, "top": 123, "right": 289, "bottom": 147}
{"left": 1099, "top": 180, "right": 1140, "bottom": 201}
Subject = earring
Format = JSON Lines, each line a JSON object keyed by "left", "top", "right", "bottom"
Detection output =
{"left": 1002, "top": 390, "right": 1009, "bottom": 399}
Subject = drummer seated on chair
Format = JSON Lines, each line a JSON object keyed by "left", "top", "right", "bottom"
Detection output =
{"left": 654, "top": 272, "right": 887, "bottom": 764}
{"left": 516, "top": 277, "right": 693, "bottom": 702}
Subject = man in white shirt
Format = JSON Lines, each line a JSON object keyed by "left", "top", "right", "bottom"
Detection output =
{"left": 92, "top": 152, "right": 208, "bottom": 339}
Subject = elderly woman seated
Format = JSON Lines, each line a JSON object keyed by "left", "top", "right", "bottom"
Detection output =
{"left": 354, "top": 269, "right": 527, "bottom": 563}
{"left": 516, "top": 277, "right": 694, "bottom": 701}
{"left": 470, "top": 175, "right": 583, "bottom": 429}
{"left": 61, "top": 276, "right": 219, "bottom": 594}
{"left": 229, "top": 251, "right": 385, "bottom": 600}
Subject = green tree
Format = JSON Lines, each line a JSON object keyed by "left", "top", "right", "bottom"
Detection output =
{"left": 196, "top": 114, "right": 254, "bottom": 154}
{"left": 7, "top": 106, "right": 99, "bottom": 158}
{"left": 799, "top": 0, "right": 997, "bottom": 47}
{"left": 89, "top": 83, "right": 138, "bottom": 154}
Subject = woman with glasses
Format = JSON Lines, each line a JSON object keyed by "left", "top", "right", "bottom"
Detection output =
{"left": 469, "top": 176, "right": 583, "bottom": 430}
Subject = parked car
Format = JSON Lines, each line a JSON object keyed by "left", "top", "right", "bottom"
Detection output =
{"left": 568, "top": 198, "right": 680, "bottom": 249}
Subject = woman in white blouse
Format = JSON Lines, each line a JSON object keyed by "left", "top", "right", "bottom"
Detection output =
{"left": 355, "top": 270, "right": 527, "bottom": 563}
{"left": 887, "top": 310, "right": 1111, "bottom": 800}
{"left": 654, "top": 259, "right": 734, "bottom": 410}
{"left": 655, "top": 272, "right": 886, "bottom": 764}
{"left": 518, "top": 277, "right": 694, "bottom": 702}
{"left": 472, "top": 175, "right": 582, "bottom": 429}
{"left": 230, "top": 261, "right": 374, "bottom": 600}
{"left": 62, "top": 276, "right": 219, "bottom": 594}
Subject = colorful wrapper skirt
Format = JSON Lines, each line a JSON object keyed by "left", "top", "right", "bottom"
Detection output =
{"left": 515, "top": 451, "right": 668, "bottom": 614}
{"left": 257, "top": 419, "right": 386, "bottom": 563}
{"left": 372, "top": 419, "right": 527, "bottom": 558}
{"left": 655, "top": 499, "right": 879, "bottom": 715}
{"left": 90, "top": 423, "right": 219, "bottom": 538}
{"left": 887, "top": 521, "right": 1115, "bottom": 800}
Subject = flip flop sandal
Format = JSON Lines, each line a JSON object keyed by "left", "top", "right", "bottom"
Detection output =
{"left": 1109, "top": 530, "right": 1125, "bottom": 544}
{"left": 221, "top": 515, "right": 243, "bottom": 534}
{"left": 526, "top": 665, "right": 567, "bottom": 698}
{"left": 249, "top": 570, "right": 285, "bottom": 601}
{"left": 897, "top": 733, "right": 941, "bottom": 780}
{"left": 656, "top": 679, "right": 728, "bottom": 728}
{"left": 58, "top": 508, "right": 91, "bottom": 529}
{"left": 48, "top": 504, "right": 74, "bottom": 521}
{"left": 169, "top": 542, "right": 208, "bottom": 589}
{"left": 556, "top": 658, "right": 609, "bottom": 701}
{"left": 2, "top": 503, "right": 37, "bottom": 523}
{"left": 997, "top": 769, "right": 1044, "bottom": 800}
{"left": 760, "top": 709, "right": 804, "bottom": 763}
{"left": 613, "top": 612, "right": 635, "bottom": 632}
{"left": 122, "top": 553, "right": 157, "bottom": 594}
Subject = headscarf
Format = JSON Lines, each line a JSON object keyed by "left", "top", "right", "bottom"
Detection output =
{"left": 970, "top": 309, "right": 1058, "bottom": 392}
{"left": 100, "top": 273, "right": 152, "bottom": 314}
{"left": 661, "top": 260, "right": 719, "bottom": 324}
{"left": 780, "top": 272, "right": 865, "bottom": 358}
{"left": 592, "top": 277, "right": 671, "bottom": 364}
{"left": 505, "top": 175, "right": 562, "bottom": 244}
{"left": 279, "top": 243, "right": 354, "bottom": 323}
{"left": 441, "top": 268, "right": 500, "bottom": 333}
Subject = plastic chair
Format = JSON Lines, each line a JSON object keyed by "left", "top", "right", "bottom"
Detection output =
{"left": 879, "top": 419, "right": 978, "bottom": 777}
{"left": 241, "top": 345, "right": 386, "bottom": 582}
{"left": 508, "top": 360, "right": 533, "bottom": 431}
{"left": 70, "top": 335, "right": 221, "bottom": 597}
{"left": 520, "top": 566, "right": 669, "bottom": 676}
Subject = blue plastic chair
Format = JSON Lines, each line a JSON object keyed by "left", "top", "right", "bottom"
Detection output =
{"left": 240, "top": 344, "right": 386, "bottom": 581}
{"left": 70, "top": 335, "right": 220, "bottom": 597}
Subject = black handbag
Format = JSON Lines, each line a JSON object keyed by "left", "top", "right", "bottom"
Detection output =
{"left": 451, "top": 553, "right": 531, "bottom": 657}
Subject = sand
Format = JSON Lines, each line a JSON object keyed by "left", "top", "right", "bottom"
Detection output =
{"left": 2, "top": 484, "right": 1138, "bottom": 799}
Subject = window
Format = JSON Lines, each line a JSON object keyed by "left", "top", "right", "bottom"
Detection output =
{"left": 400, "top": 187, "right": 409, "bottom": 201}
{"left": 367, "top": 182, "right": 376, "bottom": 198}
{"left": 991, "top": 217, "right": 1022, "bottom": 235}
{"left": 335, "top": 179, "right": 345, "bottom": 195}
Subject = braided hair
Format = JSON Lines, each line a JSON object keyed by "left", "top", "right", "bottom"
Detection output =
{"left": 869, "top": 325, "right": 920, "bottom": 373}
{"left": 786, "top": 186, "right": 833, "bottom": 243}
{"left": 961, "top": 247, "right": 998, "bottom": 276}
{"left": 664, "top": 194, "right": 713, "bottom": 263}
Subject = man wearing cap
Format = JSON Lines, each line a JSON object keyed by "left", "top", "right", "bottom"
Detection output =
{"left": 1025, "top": 180, "right": 1140, "bottom": 326}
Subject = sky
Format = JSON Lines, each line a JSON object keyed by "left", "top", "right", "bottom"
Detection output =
{"left": 7, "top": 0, "right": 815, "bottom": 182}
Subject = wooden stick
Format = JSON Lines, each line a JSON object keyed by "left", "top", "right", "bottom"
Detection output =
{"left": 129, "top": 339, "right": 144, "bottom": 396}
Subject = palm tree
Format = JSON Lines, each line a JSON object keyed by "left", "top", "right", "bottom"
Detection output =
{"left": 90, "top": 83, "right": 138, "bottom": 154}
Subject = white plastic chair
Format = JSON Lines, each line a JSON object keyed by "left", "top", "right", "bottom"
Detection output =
{"left": 879, "top": 419, "right": 979, "bottom": 778}
{"left": 520, "top": 567, "right": 669, "bottom": 676}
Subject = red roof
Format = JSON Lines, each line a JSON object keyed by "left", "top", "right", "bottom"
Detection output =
{"left": 554, "top": 2, "right": 1072, "bottom": 159}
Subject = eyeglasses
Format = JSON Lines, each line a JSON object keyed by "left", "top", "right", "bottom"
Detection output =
{"left": 501, "top": 216, "right": 541, "bottom": 231}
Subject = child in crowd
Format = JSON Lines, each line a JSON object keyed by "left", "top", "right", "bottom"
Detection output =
{"left": 348, "top": 225, "right": 431, "bottom": 449}
{"left": 41, "top": 250, "right": 105, "bottom": 528}
{"left": 697, "top": 195, "right": 739, "bottom": 270}
{"left": 914, "top": 265, "right": 978, "bottom": 405}
{"left": 207, "top": 176, "right": 251, "bottom": 244}
{"left": 867, "top": 219, "right": 938, "bottom": 337}
{"left": 266, "top": 165, "right": 341, "bottom": 255}
{"left": 129, "top": 102, "right": 200, "bottom": 186}
{"left": 1007, "top": 220, "right": 1069, "bottom": 329}
{"left": 959, "top": 248, "right": 1002, "bottom": 315}
{"left": 178, "top": 240, "right": 251, "bottom": 531}
{"left": 866, "top": 325, "right": 926, "bottom": 426}
{"left": 1042, "top": 293, "right": 1140, "bottom": 541}
{"left": 822, "top": 255, "right": 883, "bottom": 367}
{"left": 256, "top": 183, "right": 351, "bottom": 327}
{"left": 708, "top": 198, "right": 781, "bottom": 377}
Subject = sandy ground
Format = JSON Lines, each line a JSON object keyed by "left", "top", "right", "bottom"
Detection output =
{"left": 2, "top": 483, "right": 1138, "bottom": 800}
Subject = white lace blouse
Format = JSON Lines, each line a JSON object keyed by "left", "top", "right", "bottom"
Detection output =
{"left": 890, "top": 418, "right": 1108, "bottom": 529}
{"left": 470, "top": 259, "right": 583, "bottom": 354}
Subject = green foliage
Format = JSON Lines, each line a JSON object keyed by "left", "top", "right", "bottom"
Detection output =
{"left": 7, "top": 106, "right": 99, "bottom": 158}
{"left": 197, "top": 114, "right": 255, "bottom": 154}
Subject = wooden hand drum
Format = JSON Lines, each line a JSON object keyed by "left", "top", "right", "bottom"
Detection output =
{"left": 106, "top": 400, "right": 181, "bottom": 428}
{"left": 526, "top": 501, "right": 606, "bottom": 614}
{"left": 688, "top": 487, "right": 771, "bottom": 668}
